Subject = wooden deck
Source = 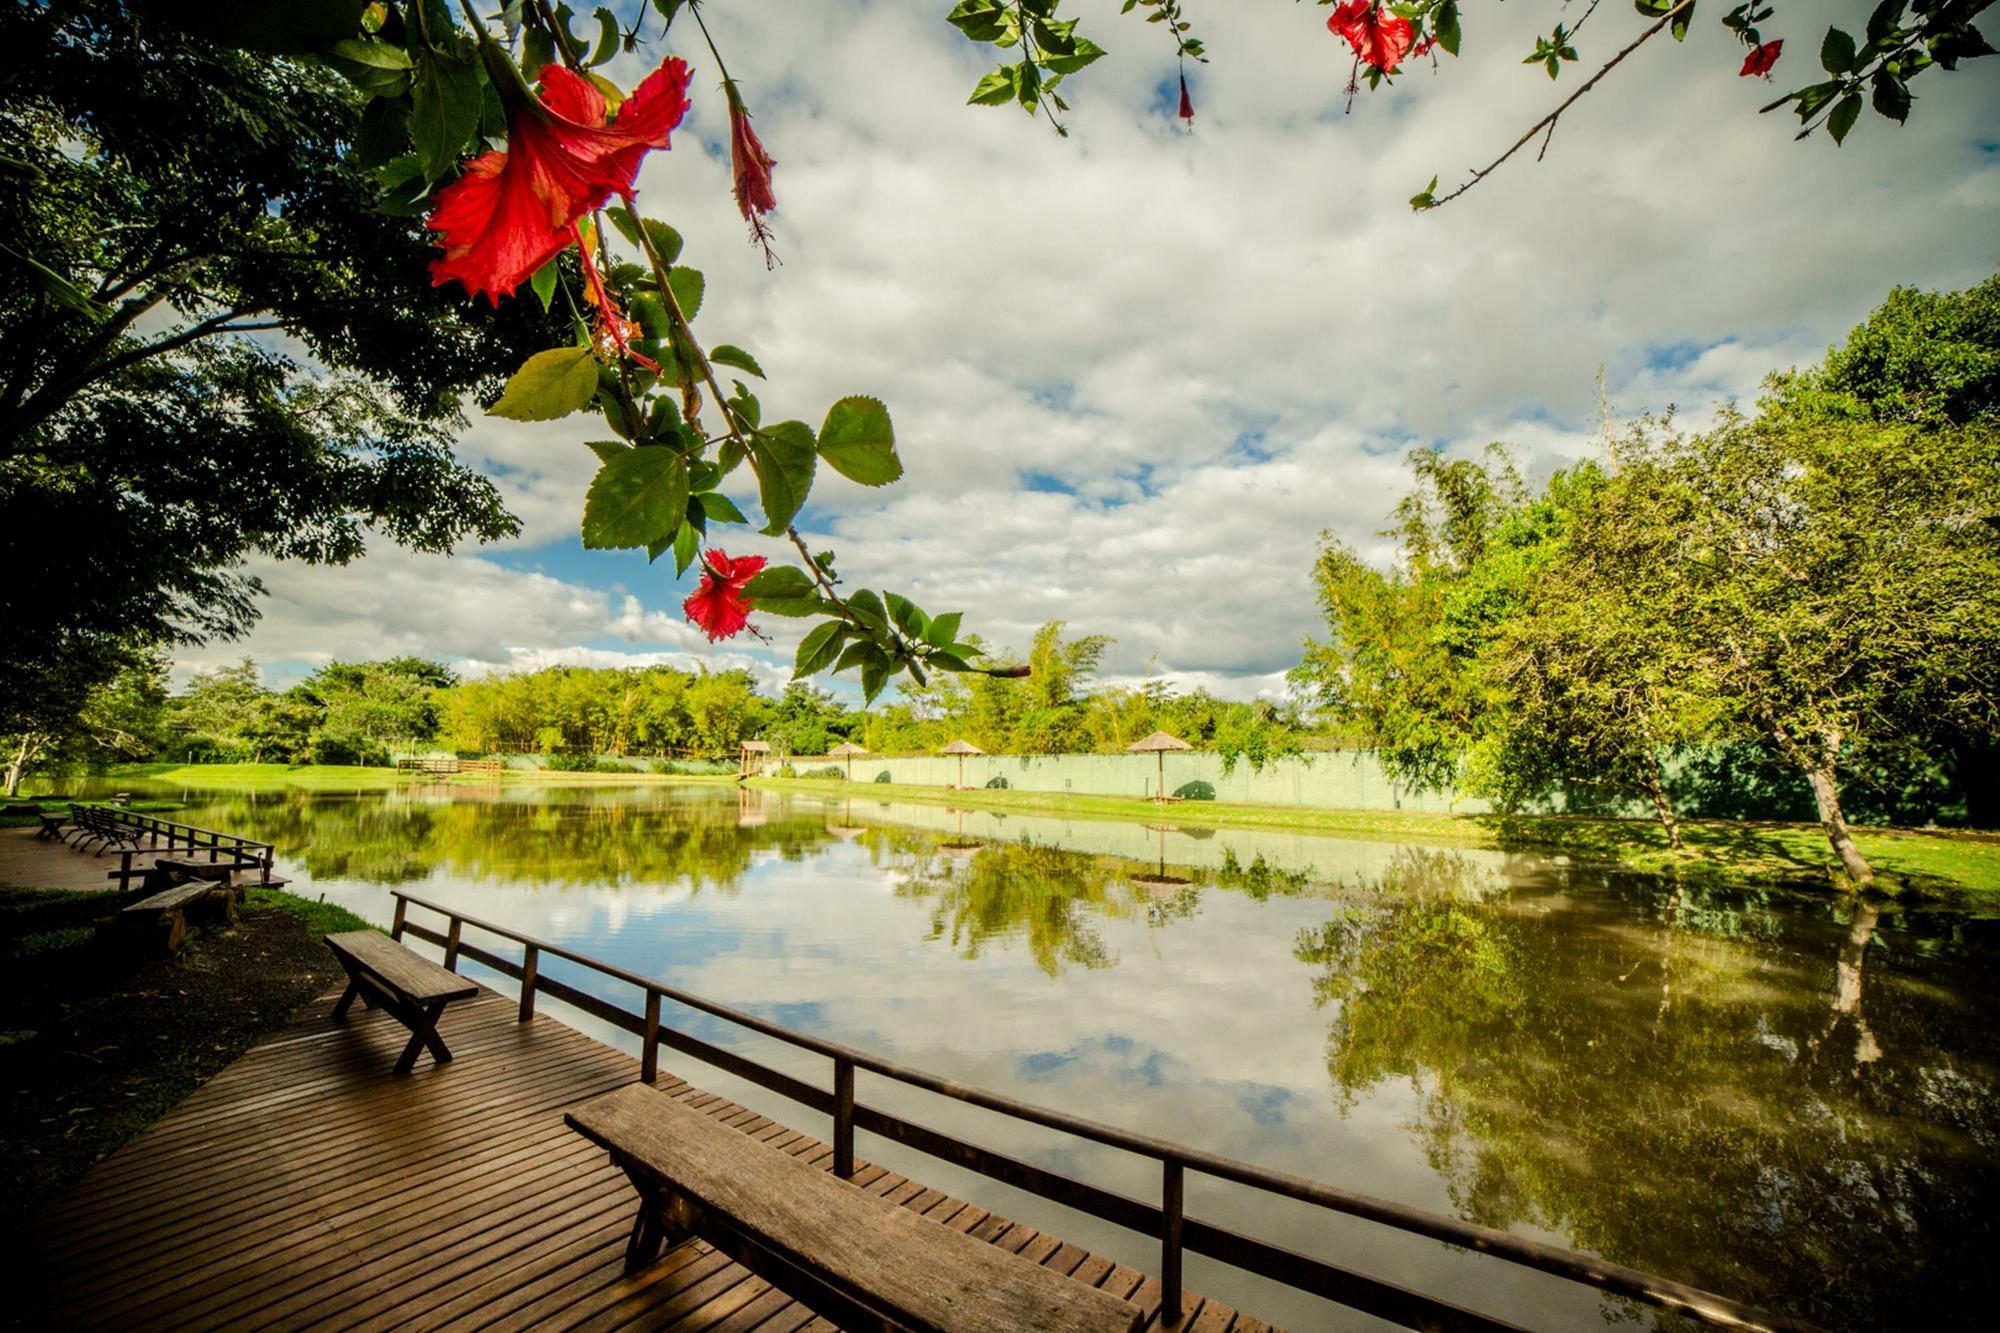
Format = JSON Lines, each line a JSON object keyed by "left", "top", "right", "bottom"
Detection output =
{"left": 20, "top": 983, "right": 1274, "bottom": 1331}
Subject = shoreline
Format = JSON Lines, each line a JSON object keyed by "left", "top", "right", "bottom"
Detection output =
{"left": 749, "top": 775, "right": 2000, "bottom": 898}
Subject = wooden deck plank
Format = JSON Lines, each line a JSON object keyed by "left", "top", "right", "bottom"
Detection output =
{"left": 13, "top": 978, "right": 1271, "bottom": 1331}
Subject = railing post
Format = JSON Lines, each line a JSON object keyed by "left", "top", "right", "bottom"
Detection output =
{"left": 390, "top": 896, "right": 407, "bottom": 941}
{"left": 641, "top": 991, "right": 661, "bottom": 1083}
{"left": 519, "top": 945, "right": 539, "bottom": 1022}
{"left": 1161, "top": 1160, "right": 1184, "bottom": 1327}
{"left": 443, "top": 917, "right": 462, "bottom": 971}
{"left": 833, "top": 1059, "right": 855, "bottom": 1180}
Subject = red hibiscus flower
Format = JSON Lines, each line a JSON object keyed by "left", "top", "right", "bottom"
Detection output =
{"left": 724, "top": 81, "right": 778, "bottom": 266}
{"left": 1327, "top": 1, "right": 1416, "bottom": 73}
{"left": 1739, "top": 39, "right": 1783, "bottom": 79}
{"left": 428, "top": 57, "right": 693, "bottom": 305}
{"left": 683, "top": 550, "right": 767, "bottom": 642}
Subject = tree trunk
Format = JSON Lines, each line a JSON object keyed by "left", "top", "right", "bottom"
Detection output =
{"left": 4, "top": 733, "right": 35, "bottom": 797}
{"left": 1805, "top": 764, "right": 1875, "bottom": 884}
{"left": 1643, "top": 758, "right": 1683, "bottom": 850}
{"left": 1950, "top": 736, "right": 1998, "bottom": 830}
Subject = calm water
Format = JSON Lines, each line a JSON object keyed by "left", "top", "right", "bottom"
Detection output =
{"left": 79, "top": 780, "right": 2000, "bottom": 1329}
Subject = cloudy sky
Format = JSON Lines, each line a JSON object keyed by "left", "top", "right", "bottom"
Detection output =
{"left": 194, "top": 0, "right": 2000, "bottom": 700}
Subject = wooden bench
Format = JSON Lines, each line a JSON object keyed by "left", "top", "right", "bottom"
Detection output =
{"left": 119, "top": 881, "right": 234, "bottom": 954}
{"left": 136, "top": 856, "right": 259, "bottom": 896}
{"left": 323, "top": 930, "right": 480, "bottom": 1075}
{"left": 36, "top": 812, "right": 67, "bottom": 841}
{"left": 567, "top": 1084, "right": 1144, "bottom": 1333}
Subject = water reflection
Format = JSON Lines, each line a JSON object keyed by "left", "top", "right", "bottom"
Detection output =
{"left": 1294, "top": 851, "right": 2000, "bottom": 1327}
{"left": 98, "top": 778, "right": 1999, "bottom": 1329}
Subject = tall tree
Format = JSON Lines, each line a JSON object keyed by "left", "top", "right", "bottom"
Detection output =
{"left": 0, "top": 0, "right": 564, "bottom": 735}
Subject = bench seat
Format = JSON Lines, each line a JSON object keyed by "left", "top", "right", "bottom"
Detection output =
{"left": 568, "top": 1083, "right": 1143, "bottom": 1333}
{"left": 119, "top": 881, "right": 233, "bottom": 953}
{"left": 324, "top": 930, "right": 479, "bottom": 1074}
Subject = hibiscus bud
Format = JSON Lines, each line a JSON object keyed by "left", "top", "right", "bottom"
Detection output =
{"left": 1177, "top": 71, "right": 1194, "bottom": 125}
{"left": 725, "top": 81, "right": 779, "bottom": 267}
{"left": 989, "top": 665, "right": 1033, "bottom": 679}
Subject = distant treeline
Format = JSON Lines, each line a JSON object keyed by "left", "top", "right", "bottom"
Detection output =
{"left": 12, "top": 619, "right": 1309, "bottom": 785}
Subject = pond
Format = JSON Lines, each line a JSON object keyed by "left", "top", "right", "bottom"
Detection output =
{"left": 78, "top": 779, "right": 2000, "bottom": 1330}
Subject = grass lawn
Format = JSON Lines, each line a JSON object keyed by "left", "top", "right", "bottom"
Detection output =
{"left": 752, "top": 775, "right": 2000, "bottom": 897}
{"left": 0, "top": 883, "right": 374, "bottom": 1218}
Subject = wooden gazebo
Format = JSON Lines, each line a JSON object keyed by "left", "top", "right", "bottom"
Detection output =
{"left": 1127, "top": 729, "right": 1192, "bottom": 801}
{"left": 939, "top": 738, "right": 985, "bottom": 790}
{"left": 738, "top": 739, "right": 772, "bottom": 778}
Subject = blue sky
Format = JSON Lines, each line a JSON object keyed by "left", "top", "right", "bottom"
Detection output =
{"left": 198, "top": 1, "right": 2000, "bottom": 700}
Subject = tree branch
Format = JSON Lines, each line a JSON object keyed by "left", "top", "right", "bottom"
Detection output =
{"left": 1426, "top": 0, "right": 1697, "bottom": 210}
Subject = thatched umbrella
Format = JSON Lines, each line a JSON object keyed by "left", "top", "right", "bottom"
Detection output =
{"left": 828, "top": 740, "right": 868, "bottom": 782}
{"left": 939, "top": 738, "right": 985, "bottom": 789}
{"left": 1131, "top": 822, "right": 1190, "bottom": 897}
{"left": 1126, "top": 729, "right": 1192, "bottom": 801}
{"left": 940, "top": 805, "right": 982, "bottom": 855}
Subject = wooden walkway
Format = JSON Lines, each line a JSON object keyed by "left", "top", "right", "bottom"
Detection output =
{"left": 20, "top": 983, "right": 1275, "bottom": 1331}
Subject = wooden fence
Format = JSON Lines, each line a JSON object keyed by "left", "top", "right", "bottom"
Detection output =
{"left": 389, "top": 890, "right": 1816, "bottom": 1333}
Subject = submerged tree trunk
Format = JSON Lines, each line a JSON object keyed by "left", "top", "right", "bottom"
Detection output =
{"left": 1643, "top": 757, "right": 1683, "bottom": 849}
{"left": 1806, "top": 763, "right": 1875, "bottom": 884}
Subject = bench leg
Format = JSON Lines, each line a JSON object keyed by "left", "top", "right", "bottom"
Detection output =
{"left": 621, "top": 1176, "right": 692, "bottom": 1273}
{"left": 331, "top": 977, "right": 363, "bottom": 1021}
{"left": 392, "top": 1000, "right": 452, "bottom": 1075}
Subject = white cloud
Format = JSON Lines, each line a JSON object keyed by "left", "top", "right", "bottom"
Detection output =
{"left": 185, "top": 0, "right": 2000, "bottom": 695}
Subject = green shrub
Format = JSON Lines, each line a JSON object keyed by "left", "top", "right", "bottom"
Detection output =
{"left": 1173, "top": 780, "right": 1217, "bottom": 801}
{"left": 984, "top": 775, "right": 1010, "bottom": 789}
{"left": 545, "top": 753, "right": 600, "bottom": 772}
{"left": 874, "top": 771, "right": 892, "bottom": 783}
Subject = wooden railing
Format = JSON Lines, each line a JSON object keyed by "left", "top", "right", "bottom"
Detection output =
{"left": 82, "top": 807, "right": 277, "bottom": 891}
{"left": 389, "top": 890, "right": 1817, "bottom": 1333}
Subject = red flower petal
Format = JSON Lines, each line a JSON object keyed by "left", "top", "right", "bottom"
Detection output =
{"left": 1327, "top": 1, "right": 1415, "bottom": 73}
{"left": 427, "top": 58, "right": 693, "bottom": 304}
{"left": 1177, "top": 71, "right": 1194, "bottom": 123}
{"left": 1739, "top": 39, "right": 1783, "bottom": 78}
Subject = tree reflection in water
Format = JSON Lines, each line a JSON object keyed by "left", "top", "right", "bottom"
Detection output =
{"left": 1292, "top": 849, "right": 2000, "bottom": 1329}
{"left": 167, "top": 785, "right": 835, "bottom": 892}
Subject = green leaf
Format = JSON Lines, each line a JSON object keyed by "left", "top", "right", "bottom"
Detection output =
{"left": 697, "top": 491, "right": 750, "bottom": 525}
{"left": 834, "top": 640, "right": 889, "bottom": 675}
{"left": 609, "top": 206, "right": 685, "bottom": 265}
{"left": 1821, "top": 27, "right": 1858, "bottom": 74}
{"left": 845, "top": 588, "right": 887, "bottom": 631}
{"left": 355, "top": 95, "right": 409, "bottom": 169}
{"left": 582, "top": 439, "right": 628, "bottom": 464}
{"left": 1871, "top": 70, "right": 1911, "bottom": 123}
{"left": 744, "top": 566, "right": 817, "bottom": 601}
{"left": 794, "top": 621, "right": 846, "bottom": 679}
{"left": 673, "top": 519, "right": 699, "bottom": 574}
{"left": 490, "top": 347, "right": 600, "bottom": 421}
{"left": 884, "top": 591, "right": 926, "bottom": 638}
{"left": 924, "top": 611, "right": 962, "bottom": 649}
{"left": 581, "top": 447, "right": 689, "bottom": 549}
{"left": 1435, "top": 2, "right": 1462, "bottom": 57}
{"left": 1827, "top": 90, "right": 1863, "bottom": 143}
{"left": 328, "top": 38, "right": 413, "bottom": 69}
{"left": 747, "top": 422, "right": 818, "bottom": 534}
{"left": 410, "top": 51, "right": 484, "bottom": 179}
{"left": 1671, "top": 1, "right": 1697, "bottom": 41}
{"left": 529, "top": 254, "right": 562, "bottom": 312}
{"left": 927, "top": 651, "right": 975, "bottom": 673}
{"left": 1409, "top": 174, "right": 1439, "bottom": 211}
{"left": 817, "top": 395, "right": 902, "bottom": 486}
{"left": 590, "top": 7, "right": 620, "bottom": 65}
{"left": 1865, "top": 0, "right": 1904, "bottom": 47}
{"left": 969, "top": 65, "right": 1016, "bottom": 105}
{"left": 861, "top": 657, "right": 891, "bottom": 705}
{"left": 667, "top": 266, "right": 704, "bottom": 322}
{"left": 752, "top": 595, "right": 837, "bottom": 617}
{"left": 709, "top": 344, "right": 765, "bottom": 378}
